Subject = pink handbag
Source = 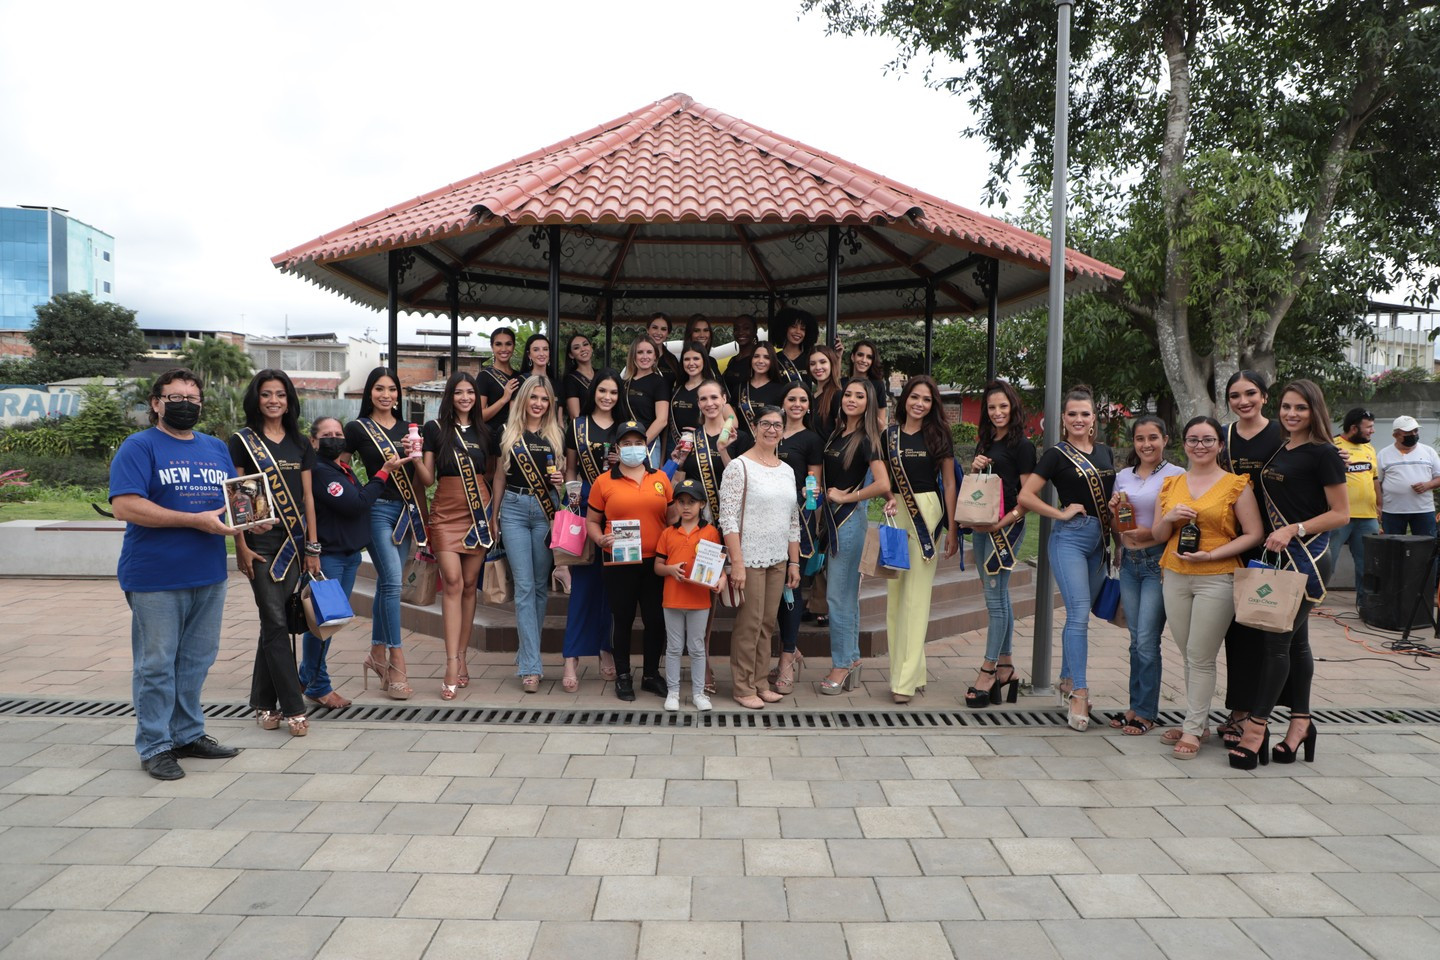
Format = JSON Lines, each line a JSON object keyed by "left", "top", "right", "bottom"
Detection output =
{"left": 550, "top": 509, "right": 588, "bottom": 556}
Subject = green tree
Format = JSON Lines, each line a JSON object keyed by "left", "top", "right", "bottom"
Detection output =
{"left": 804, "top": 0, "right": 1440, "bottom": 421}
{"left": 838, "top": 320, "right": 928, "bottom": 378}
{"left": 62, "top": 380, "right": 137, "bottom": 458}
{"left": 28, "top": 292, "right": 146, "bottom": 381}
{"left": 178, "top": 337, "right": 252, "bottom": 439}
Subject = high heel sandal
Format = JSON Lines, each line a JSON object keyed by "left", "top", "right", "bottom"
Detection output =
{"left": 1228, "top": 716, "right": 1271, "bottom": 770}
{"left": 1218, "top": 711, "right": 1249, "bottom": 748}
{"left": 992, "top": 663, "right": 1020, "bottom": 705}
{"left": 964, "top": 667, "right": 997, "bottom": 709}
{"left": 441, "top": 656, "right": 460, "bottom": 701}
{"left": 818, "top": 660, "right": 862, "bottom": 695}
{"left": 255, "top": 710, "right": 281, "bottom": 730}
{"left": 365, "top": 653, "right": 413, "bottom": 701}
{"left": 562, "top": 658, "right": 580, "bottom": 693}
{"left": 598, "top": 651, "right": 617, "bottom": 682}
{"left": 1066, "top": 692, "right": 1097, "bottom": 732}
{"left": 550, "top": 570, "right": 571, "bottom": 595}
{"left": 1271, "top": 714, "right": 1317, "bottom": 764}
{"left": 773, "top": 651, "right": 804, "bottom": 695}
{"left": 285, "top": 715, "right": 308, "bottom": 737}
{"left": 521, "top": 674, "right": 541, "bottom": 693}
{"left": 456, "top": 660, "right": 470, "bottom": 688}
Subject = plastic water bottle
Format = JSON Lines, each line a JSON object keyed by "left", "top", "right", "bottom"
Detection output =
{"left": 804, "top": 474, "right": 818, "bottom": 511}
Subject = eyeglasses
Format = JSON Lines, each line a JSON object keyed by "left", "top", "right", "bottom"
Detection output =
{"left": 1183, "top": 437, "right": 1218, "bottom": 448}
{"left": 159, "top": 394, "right": 202, "bottom": 405}
{"left": 756, "top": 421, "right": 784, "bottom": 432}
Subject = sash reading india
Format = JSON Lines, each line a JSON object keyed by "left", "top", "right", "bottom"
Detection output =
{"left": 358, "top": 418, "right": 428, "bottom": 548}
{"left": 452, "top": 427, "right": 494, "bottom": 550}
{"left": 885, "top": 424, "right": 942, "bottom": 562}
{"left": 236, "top": 427, "right": 305, "bottom": 581}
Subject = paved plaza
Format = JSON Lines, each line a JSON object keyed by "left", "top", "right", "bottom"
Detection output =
{"left": 1, "top": 575, "right": 1439, "bottom": 958}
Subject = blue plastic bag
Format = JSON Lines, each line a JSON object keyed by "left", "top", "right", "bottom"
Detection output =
{"left": 309, "top": 576, "right": 354, "bottom": 626}
{"left": 878, "top": 518, "right": 911, "bottom": 571}
{"left": 1091, "top": 571, "right": 1121, "bottom": 621}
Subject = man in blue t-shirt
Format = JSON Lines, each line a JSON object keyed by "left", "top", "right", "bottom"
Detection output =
{"left": 109, "top": 368, "right": 258, "bottom": 779}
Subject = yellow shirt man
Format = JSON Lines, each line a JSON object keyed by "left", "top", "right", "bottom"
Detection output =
{"left": 1333, "top": 433, "right": 1379, "bottom": 520}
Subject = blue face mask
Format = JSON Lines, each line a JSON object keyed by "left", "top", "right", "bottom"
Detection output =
{"left": 619, "top": 445, "right": 648, "bottom": 466}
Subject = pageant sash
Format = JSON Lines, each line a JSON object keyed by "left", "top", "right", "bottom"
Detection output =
{"left": 692, "top": 429, "right": 724, "bottom": 520}
{"left": 511, "top": 432, "right": 557, "bottom": 522}
{"left": 483, "top": 364, "right": 514, "bottom": 389}
{"left": 822, "top": 488, "right": 861, "bottom": 557}
{"left": 799, "top": 501, "right": 820, "bottom": 560}
{"left": 574, "top": 417, "right": 607, "bottom": 486}
{"left": 775, "top": 350, "right": 805, "bottom": 385}
{"left": 1259, "top": 481, "right": 1330, "bottom": 603}
{"left": 236, "top": 427, "right": 305, "bottom": 581}
{"left": 1055, "top": 441, "right": 1113, "bottom": 528}
{"left": 357, "top": 418, "right": 428, "bottom": 548}
{"left": 885, "top": 425, "right": 939, "bottom": 562}
{"left": 452, "top": 427, "right": 494, "bottom": 550}
{"left": 738, "top": 383, "right": 762, "bottom": 430}
{"left": 983, "top": 522, "right": 1018, "bottom": 574}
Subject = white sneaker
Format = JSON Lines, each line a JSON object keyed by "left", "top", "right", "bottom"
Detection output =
{"left": 664, "top": 694, "right": 679, "bottom": 712}
{"left": 692, "top": 692, "right": 712, "bottom": 711}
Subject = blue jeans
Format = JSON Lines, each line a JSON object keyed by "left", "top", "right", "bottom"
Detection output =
{"left": 127, "top": 581, "right": 228, "bottom": 760}
{"left": 973, "top": 521, "right": 1027, "bottom": 662}
{"left": 300, "top": 550, "right": 363, "bottom": 698}
{"left": 1382, "top": 512, "right": 1437, "bottom": 536}
{"left": 501, "top": 489, "right": 554, "bottom": 677}
{"left": 367, "top": 500, "right": 409, "bottom": 649}
{"left": 1329, "top": 518, "right": 1380, "bottom": 585}
{"left": 826, "top": 514, "right": 868, "bottom": 668}
{"left": 1049, "top": 515, "right": 1105, "bottom": 691}
{"left": 1118, "top": 544, "right": 1166, "bottom": 719}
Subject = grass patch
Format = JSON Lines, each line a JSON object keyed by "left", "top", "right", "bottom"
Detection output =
{"left": 0, "top": 500, "right": 109, "bottom": 522}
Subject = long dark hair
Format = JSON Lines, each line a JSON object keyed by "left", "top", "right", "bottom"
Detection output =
{"left": 1279, "top": 379, "right": 1335, "bottom": 446}
{"left": 781, "top": 381, "right": 813, "bottom": 432}
{"left": 519, "top": 332, "right": 552, "bottom": 381}
{"left": 435, "top": 372, "right": 479, "bottom": 469}
{"left": 833, "top": 377, "right": 885, "bottom": 471}
{"left": 562, "top": 333, "right": 593, "bottom": 380}
{"left": 1225, "top": 369, "right": 1270, "bottom": 404}
{"left": 679, "top": 341, "right": 710, "bottom": 386}
{"left": 580, "top": 369, "right": 624, "bottom": 419}
{"left": 684, "top": 314, "right": 713, "bottom": 348}
{"left": 896, "top": 375, "right": 954, "bottom": 463}
{"left": 357, "top": 366, "right": 400, "bottom": 420}
{"left": 1125, "top": 414, "right": 1169, "bottom": 468}
{"left": 849, "top": 338, "right": 885, "bottom": 384}
{"left": 976, "top": 379, "right": 1025, "bottom": 455}
{"left": 242, "top": 369, "right": 303, "bottom": 445}
{"left": 748, "top": 342, "right": 780, "bottom": 385}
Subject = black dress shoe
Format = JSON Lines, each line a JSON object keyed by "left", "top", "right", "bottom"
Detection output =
{"left": 173, "top": 735, "right": 241, "bottom": 760}
{"left": 639, "top": 675, "right": 667, "bottom": 698}
{"left": 615, "top": 674, "right": 636, "bottom": 702}
{"left": 141, "top": 751, "right": 185, "bottom": 781}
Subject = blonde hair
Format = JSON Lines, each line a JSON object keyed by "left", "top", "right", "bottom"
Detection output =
{"left": 499, "top": 375, "right": 565, "bottom": 471}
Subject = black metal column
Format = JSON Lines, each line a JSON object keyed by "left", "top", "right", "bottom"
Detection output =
{"left": 825, "top": 226, "right": 840, "bottom": 347}
{"left": 447, "top": 276, "right": 460, "bottom": 374}
{"left": 924, "top": 281, "right": 936, "bottom": 376}
{"left": 604, "top": 296, "right": 613, "bottom": 369}
{"left": 547, "top": 226, "right": 561, "bottom": 347}
{"left": 986, "top": 258, "right": 1000, "bottom": 382}
{"left": 386, "top": 249, "right": 400, "bottom": 372}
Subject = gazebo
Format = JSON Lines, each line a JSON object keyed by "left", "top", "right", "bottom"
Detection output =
{"left": 272, "top": 92, "right": 1122, "bottom": 373}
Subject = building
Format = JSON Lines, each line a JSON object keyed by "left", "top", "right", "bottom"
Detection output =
{"left": 0, "top": 205, "right": 115, "bottom": 331}
{"left": 245, "top": 333, "right": 353, "bottom": 397}
{"left": 1343, "top": 301, "right": 1440, "bottom": 377}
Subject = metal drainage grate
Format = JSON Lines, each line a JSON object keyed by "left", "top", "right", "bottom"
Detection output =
{"left": 1, "top": 698, "right": 1439, "bottom": 730}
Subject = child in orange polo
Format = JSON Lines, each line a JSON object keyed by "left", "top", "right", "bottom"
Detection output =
{"left": 654, "top": 479, "right": 725, "bottom": 711}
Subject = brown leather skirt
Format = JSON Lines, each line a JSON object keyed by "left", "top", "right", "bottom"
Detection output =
{"left": 428, "top": 476, "right": 489, "bottom": 555}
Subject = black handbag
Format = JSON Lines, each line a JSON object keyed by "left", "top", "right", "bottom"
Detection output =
{"left": 285, "top": 574, "right": 310, "bottom": 636}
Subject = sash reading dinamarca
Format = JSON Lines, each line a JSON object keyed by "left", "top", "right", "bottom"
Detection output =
{"left": 236, "top": 427, "right": 305, "bottom": 581}
{"left": 452, "top": 426, "right": 494, "bottom": 550}
{"left": 692, "top": 428, "right": 723, "bottom": 520}
{"left": 357, "top": 418, "right": 428, "bottom": 548}
{"left": 885, "top": 424, "right": 941, "bottom": 562}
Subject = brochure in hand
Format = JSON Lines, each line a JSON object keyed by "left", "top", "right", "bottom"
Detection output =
{"left": 688, "top": 538, "right": 726, "bottom": 587}
{"left": 606, "top": 519, "right": 643, "bottom": 565}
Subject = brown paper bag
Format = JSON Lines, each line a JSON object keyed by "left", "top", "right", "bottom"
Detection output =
{"left": 400, "top": 552, "right": 438, "bottom": 606}
{"left": 481, "top": 554, "right": 512, "bottom": 605}
{"left": 1233, "top": 564, "right": 1306, "bottom": 631}
{"left": 553, "top": 538, "right": 595, "bottom": 567}
{"left": 954, "top": 471, "right": 1003, "bottom": 526}
{"left": 858, "top": 524, "right": 898, "bottom": 580}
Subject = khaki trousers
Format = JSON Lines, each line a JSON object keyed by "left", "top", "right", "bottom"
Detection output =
{"left": 730, "top": 561, "right": 786, "bottom": 698}
{"left": 1162, "top": 571, "right": 1235, "bottom": 737}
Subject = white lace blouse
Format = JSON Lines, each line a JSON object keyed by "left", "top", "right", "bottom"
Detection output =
{"left": 718, "top": 456, "right": 801, "bottom": 568}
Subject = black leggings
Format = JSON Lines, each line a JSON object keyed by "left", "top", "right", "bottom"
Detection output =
{"left": 245, "top": 527, "right": 305, "bottom": 717}
{"left": 1249, "top": 552, "right": 1333, "bottom": 719}
{"left": 602, "top": 558, "right": 665, "bottom": 679}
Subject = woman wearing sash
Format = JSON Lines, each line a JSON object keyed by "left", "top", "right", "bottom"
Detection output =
{"left": 561, "top": 371, "right": 621, "bottom": 691}
{"left": 671, "top": 343, "right": 735, "bottom": 448}
{"left": 231, "top": 370, "right": 321, "bottom": 736}
{"left": 520, "top": 332, "right": 554, "bottom": 384}
{"left": 492, "top": 375, "right": 567, "bottom": 692}
{"left": 820, "top": 378, "right": 891, "bottom": 694}
{"left": 646, "top": 312, "right": 683, "bottom": 385}
{"left": 770, "top": 307, "right": 816, "bottom": 387}
{"left": 1018, "top": 385, "right": 1115, "bottom": 731}
{"left": 848, "top": 339, "right": 889, "bottom": 426}
{"left": 772, "top": 383, "right": 824, "bottom": 693}
{"left": 345, "top": 366, "right": 429, "bottom": 700}
{"left": 882, "top": 376, "right": 960, "bottom": 704}
{"left": 1217, "top": 370, "right": 1287, "bottom": 744}
{"left": 561, "top": 333, "right": 597, "bottom": 421}
{"left": 1151, "top": 416, "right": 1264, "bottom": 759}
{"left": 622, "top": 336, "right": 671, "bottom": 468}
{"left": 809, "top": 346, "right": 844, "bottom": 440}
{"left": 1228, "top": 380, "right": 1347, "bottom": 769}
{"left": 421, "top": 373, "right": 492, "bottom": 700}
{"left": 1105, "top": 416, "right": 1185, "bottom": 735}
{"left": 682, "top": 315, "right": 725, "bottom": 383}
{"left": 722, "top": 313, "right": 759, "bottom": 399}
{"left": 966, "top": 380, "right": 1035, "bottom": 708}
{"left": 737, "top": 343, "right": 788, "bottom": 433}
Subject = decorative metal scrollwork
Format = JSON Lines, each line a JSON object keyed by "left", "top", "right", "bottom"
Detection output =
{"left": 527, "top": 226, "right": 547, "bottom": 251}
{"left": 840, "top": 227, "right": 862, "bottom": 257}
{"left": 464, "top": 281, "right": 488, "bottom": 301}
{"left": 972, "top": 259, "right": 999, "bottom": 300}
{"left": 896, "top": 285, "right": 925, "bottom": 311}
{"left": 394, "top": 250, "right": 417, "bottom": 285}
{"left": 789, "top": 229, "right": 822, "bottom": 264}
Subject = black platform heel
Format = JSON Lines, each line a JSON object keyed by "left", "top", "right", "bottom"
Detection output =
{"left": 1272, "top": 714, "right": 1317, "bottom": 764}
{"left": 992, "top": 664, "right": 1020, "bottom": 705}
{"left": 965, "top": 668, "right": 997, "bottom": 709}
{"left": 1228, "top": 716, "right": 1271, "bottom": 771}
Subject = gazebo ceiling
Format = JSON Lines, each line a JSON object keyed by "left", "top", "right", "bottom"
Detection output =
{"left": 272, "top": 93, "right": 1122, "bottom": 325}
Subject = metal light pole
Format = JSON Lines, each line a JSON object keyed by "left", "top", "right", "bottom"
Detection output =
{"left": 1030, "top": 0, "right": 1074, "bottom": 696}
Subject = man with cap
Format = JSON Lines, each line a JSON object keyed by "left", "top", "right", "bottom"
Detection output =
{"left": 1377, "top": 415, "right": 1440, "bottom": 536}
{"left": 1331, "top": 408, "right": 1382, "bottom": 580}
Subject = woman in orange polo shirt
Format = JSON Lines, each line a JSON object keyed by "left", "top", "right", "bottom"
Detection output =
{"left": 587, "top": 420, "right": 674, "bottom": 702}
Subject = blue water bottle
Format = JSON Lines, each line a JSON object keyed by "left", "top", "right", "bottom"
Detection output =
{"left": 804, "top": 474, "right": 818, "bottom": 511}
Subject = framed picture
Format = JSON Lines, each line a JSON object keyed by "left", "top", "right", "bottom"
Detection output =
{"left": 223, "top": 473, "right": 276, "bottom": 531}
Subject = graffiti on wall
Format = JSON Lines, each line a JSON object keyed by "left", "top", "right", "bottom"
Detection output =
{"left": 0, "top": 386, "right": 85, "bottom": 426}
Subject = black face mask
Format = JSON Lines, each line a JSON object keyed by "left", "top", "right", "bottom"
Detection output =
{"left": 1401, "top": 432, "right": 1420, "bottom": 448}
{"left": 160, "top": 399, "right": 201, "bottom": 431}
{"left": 317, "top": 437, "right": 347, "bottom": 460}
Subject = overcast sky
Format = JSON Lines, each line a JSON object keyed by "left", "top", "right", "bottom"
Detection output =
{"left": 1, "top": 0, "right": 1005, "bottom": 341}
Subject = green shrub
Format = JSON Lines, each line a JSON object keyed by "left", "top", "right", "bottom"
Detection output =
{"left": 62, "top": 381, "right": 138, "bottom": 457}
{"left": 950, "top": 421, "right": 979, "bottom": 445}
{"left": 0, "top": 422, "right": 72, "bottom": 458}
{"left": 0, "top": 453, "right": 112, "bottom": 490}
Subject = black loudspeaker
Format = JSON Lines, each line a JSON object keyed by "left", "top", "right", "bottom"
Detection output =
{"left": 1358, "top": 534, "right": 1437, "bottom": 630}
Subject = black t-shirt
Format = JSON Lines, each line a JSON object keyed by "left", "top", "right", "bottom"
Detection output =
{"left": 670, "top": 383, "right": 703, "bottom": 437}
{"left": 736, "top": 379, "right": 789, "bottom": 427}
{"left": 422, "top": 420, "right": 486, "bottom": 479}
{"left": 812, "top": 390, "right": 843, "bottom": 441}
{"left": 824, "top": 431, "right": 879, "bottom": 492}
{"left": 978, "top": 436, "right": 1038, "bottom": 513}
{"left": 774, "top": 349, "right": 811, "bottom": 387}
{"left": 504, "top": 430, "right": 561, "bottom": 493}
{"left": 344, "top": 417, "right": 413, "bottom": 500}
{"left": 1225, "top": 420, "right": 1285, "bottom": 488}
{"left": 228, "top": 429, "right": 316, "bottom": 508}
{"left": 889, "top": 428, "right": 951, "bottom": 495}
{"left": 1034, "top": 443, "right": 1116, "bottom": 511}
{"left": 778, "top": 428, "right": 824, "bottom": 502}
{"left": 478, "top": 365, "right": 521, "bottom": 440}
{"left": 567, "top": 416, "right": 616, "bottom": 484}
{"left": 561, "top": 369, "right": 593, "bottom": 410}
{"left": 623, "top": 372, "right": 667, "bottom": 427}
{"left": 723, "top": 353, "right": 754, "bottom": 399}
{"left": 1260, "top": 442, "right": 1346, "bottom": 527}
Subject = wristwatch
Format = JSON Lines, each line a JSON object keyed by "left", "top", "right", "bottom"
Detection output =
{"left": 1296, "top": 522, "right": 1307, "bottom": 538}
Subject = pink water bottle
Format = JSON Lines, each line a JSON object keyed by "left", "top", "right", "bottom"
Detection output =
{"left": 407, "top": 423, "right": 422, "bottom": 459}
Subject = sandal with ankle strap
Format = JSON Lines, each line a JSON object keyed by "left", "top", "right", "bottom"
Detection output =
{"left": 964, "top": 667, "right": 997, "bottom": 709}
{"left": 285, "top": 715, "right": 309, "bottom": 737}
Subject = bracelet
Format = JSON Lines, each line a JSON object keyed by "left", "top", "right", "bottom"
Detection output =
{"left": 787, "top": 561, "right": 800, "bottom": 567}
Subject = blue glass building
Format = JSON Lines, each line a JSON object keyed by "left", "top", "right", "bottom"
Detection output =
{"left": 0, "top": 206, "right": 115, "bottom": 331}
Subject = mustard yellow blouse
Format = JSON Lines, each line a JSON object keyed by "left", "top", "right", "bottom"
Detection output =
{"left": 1158, "top": 472, "right": 1251, "bottom": 575}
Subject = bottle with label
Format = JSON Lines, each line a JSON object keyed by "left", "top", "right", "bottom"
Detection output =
{"left": 1114, "top": 492, "right": 1137, "bottom": 532}
{"left": 407, "top": 423, "right": 422, "bottom": 459}
{"left": 546, "top": 452, "right": 558, "bottom": 484}
{"left": 804, "top": 474, "right": 818, "bottom": 511}
{"left": 1177, "top": 519, "right": 1201, "bottom": 555}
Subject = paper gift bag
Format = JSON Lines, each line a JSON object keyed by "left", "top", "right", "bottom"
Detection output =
{"left": 955, "top": 470, "right": 1003, "bottom": 526}
{"left": 878, "top": 517, "right": 911, "bottom": 571}
{"left": 481, "top": 551, "right": 512, "bottom": 605}
{"left": 551, "top": 508, "right": 588, "bottom": 556}
{"left": 1233, "top": 561, "right": 1306, "bottom": 631}
{"left": 553, "top": 536, "right": 595, "bottom": 566}
{"left": 400, "top": 551, "right": 438, "bottom": 606}
{"left": 303, "top": 575, "right": 354, "bottom": 638}
{"left": 859, "top": 524, "right": 899, "bottom": 580}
